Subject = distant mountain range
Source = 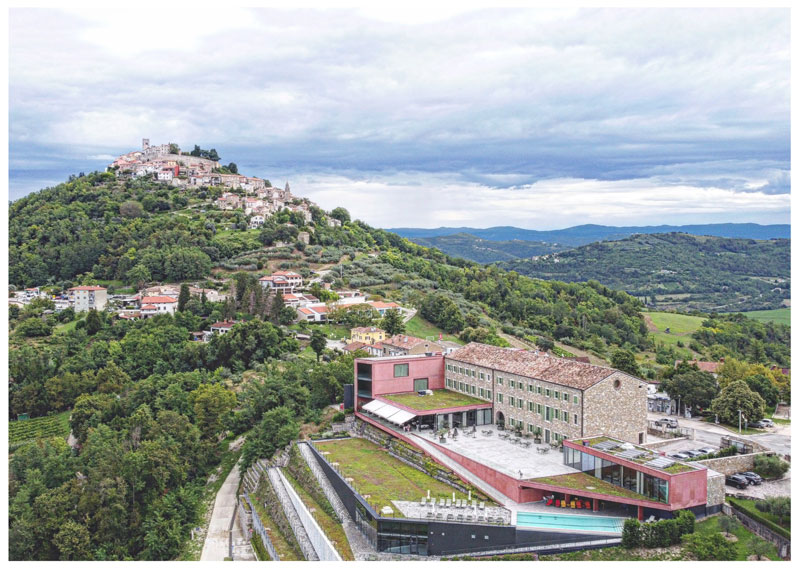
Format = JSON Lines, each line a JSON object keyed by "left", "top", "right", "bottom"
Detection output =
{"left": 389, "top": 223, "right": 791, "bottom": 248}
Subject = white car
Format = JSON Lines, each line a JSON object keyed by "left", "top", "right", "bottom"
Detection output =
{"left": 761, "top": 418, "right": 775, "bottom": 428}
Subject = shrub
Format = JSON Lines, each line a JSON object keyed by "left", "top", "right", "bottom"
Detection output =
{"left": 717, "top": 515, "right": 740, "bottom": 536}
{"left": 621, "top": 518, "right": 641, "bottom": 548}
{"left": 681, "top": 532, "right": 736, "bottom": 560}
{"left": 753, "top": 454, "right": 790, "bottom": 479}
{"left": 675, "top": 510, "right": 695, "bottom": 535}
{"left": 331, "top": 411, "right": 346, "bottom": 423}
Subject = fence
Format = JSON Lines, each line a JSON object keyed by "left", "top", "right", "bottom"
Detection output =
{"left": 441, "top": 537, "right": 623, "bottom": 558}
{"left": 244, "top": 491, "right": 281, "bottom": 561}
{"left": 722, "top": 503, "right": 790, "bottom": 559}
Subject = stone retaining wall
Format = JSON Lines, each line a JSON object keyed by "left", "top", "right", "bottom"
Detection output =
{"left": 695, "top": 452, "right": 772, "bottom": 476}
{"left": 266, "top": 467, "right": 319, "bottom": 561}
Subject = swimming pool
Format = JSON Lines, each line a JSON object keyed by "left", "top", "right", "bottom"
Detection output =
{"left": 516, "top": 512, "right": 625, "bottom": 533}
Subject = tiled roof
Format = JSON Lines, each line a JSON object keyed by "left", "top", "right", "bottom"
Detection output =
{"left": 69, "top": 285, "right": 106, "bottom": 291}
{"left": 211, "top": 321, "right": 236, "bottom": 329}
{"left": 368, "top": 301, "right": 400, "bottom": 309}
{"left": 343, "top": 342, "right": 368, "bottom": 352}
{"left": 351, "top": 326, "right": 384, "bottom": 333}
{"left": 383, "top": 334, "right": 427, "bottom": 349}
{"left": 446, "top": 343, "right": 624, "bottom": 391}
{"left": 140, "top": 296, "right": 177, "bottom": 303}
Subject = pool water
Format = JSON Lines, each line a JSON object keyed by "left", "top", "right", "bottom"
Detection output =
{"left": 516, "top": 511, "right": 625, "bottom": 533}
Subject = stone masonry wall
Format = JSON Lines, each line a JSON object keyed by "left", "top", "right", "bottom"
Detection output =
{"left": 695, "top": 452, "right": 772, "bottom": 476}
{"left": 582, "top": 371, "right": 647, "bottom": 445}
{"left": 706, "top": 473, "right": 726, "bottom": 507}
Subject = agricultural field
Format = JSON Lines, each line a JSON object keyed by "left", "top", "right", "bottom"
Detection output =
{"left": 9, "top": 411, "right": 71, "bottom": 447}
{"left": 737, "top": 308, "right": 791, "bottom": 326}
{"left": 642, "top": 311, "right": 705, "bottom": 350}
{"left": 405, "top": 315, "right": 463, "bottom": 344}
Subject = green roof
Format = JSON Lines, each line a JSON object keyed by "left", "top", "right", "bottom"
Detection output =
{"left": 381, "top": 389, "right": 489, "bottom": 411}
{"left": 529, "top": 472, "right": 661, "bottom": 503}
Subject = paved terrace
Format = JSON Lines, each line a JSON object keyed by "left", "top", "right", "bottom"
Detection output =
{"left": 413, "top": 425, "right": 575, "bottom": 480}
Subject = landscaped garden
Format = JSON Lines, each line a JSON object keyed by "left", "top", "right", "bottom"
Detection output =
{"left": 9, "top": 410, "right": 71, "bottom": 447}
{"left": 381, "top": 389, "right": 488, "bottom": 411}
{"left": 315, "top": 437, "right": 481, "bottom": 516}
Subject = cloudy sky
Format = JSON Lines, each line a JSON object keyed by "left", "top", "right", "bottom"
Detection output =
{"left": 8, "top": 6, "right": 790, "bottom": 229}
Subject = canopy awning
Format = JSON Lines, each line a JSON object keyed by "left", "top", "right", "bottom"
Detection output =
{"left": 373, "top": 404, "right": 402, "bottom": 420}
{"left": 386, "top": 409, "right": 416, "bottom": 426}
{"left": 362, "top": 399, "right": 388, "bottom": 414}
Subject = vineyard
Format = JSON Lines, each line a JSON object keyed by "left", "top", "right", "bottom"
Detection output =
{"left": 9, "top": 411, "right": 71, "bottom": 447}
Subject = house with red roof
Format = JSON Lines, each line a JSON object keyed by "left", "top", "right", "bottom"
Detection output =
{"left": 260, "top": 271, "right": 303, "bottom": 294}
{"left": 367, "top": 301, "right": 401, "bottom": 316}
{"left": 138, "top": 295, "right": 178, "bottom": 317}
{"left": 296, "top": 305, "right": 328, "bottom": 323}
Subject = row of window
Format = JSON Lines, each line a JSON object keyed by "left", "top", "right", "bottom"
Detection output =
{"left": 446, "top": 364, "right": 580, "bottom": 405}
{"left": 446, "top": 378, "right": 492, "bottom": 400}
{"left": 506, "top": 417, "right": 567, "bottom": 442}
{"left": 496, "top": 394, "right": 579, "bottom": 426}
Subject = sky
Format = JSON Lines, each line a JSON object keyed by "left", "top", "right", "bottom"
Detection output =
{"left": 7, "top": 6, "right": 791, "bottom": 229}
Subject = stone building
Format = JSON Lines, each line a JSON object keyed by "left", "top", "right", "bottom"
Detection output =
{"left": 445, "top": 343, "right": 647, "bottom": 445}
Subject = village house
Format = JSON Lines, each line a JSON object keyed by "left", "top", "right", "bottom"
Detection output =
{"left": 380, "top": 334, "right": 441, "bottom": 357}
{"left": 210, "top": 320, "right": 238, "bottom": 335}
{"left": 367, "top": 301, "right": 402, "bottom": 317}
{"left": 68, "top": 285, "right": 108, "bottom": 312}
{"left": 249, "top": 215, "right": 265, "bottom": 229}
{"left": 139, "top": 295, "right": 178, "bottom": 317}
{"left": 259, "top": 271, "right": 303, "bottom": 294}
{"left": 348, "top": 326, "right": 387, "bottom": 345}
{"left": 296, "top": 305, "right": 328, "bottom": 323}
{"left": 188, "top": 287, "right": 227, "bottom": 303}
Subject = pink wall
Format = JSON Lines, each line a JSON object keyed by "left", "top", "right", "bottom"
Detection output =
{"left": 564, "top": 441, "right": 707, "bottom": 510}
{"left": 355, "top": 355, "right": 445, "bottom": 398}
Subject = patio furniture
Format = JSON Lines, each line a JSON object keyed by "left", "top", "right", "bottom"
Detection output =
{"left": 447, "top": 514, "right": 454, "bottom": 521}
{"left": 466, "top": 515, "right": 473, "bottom": 522}
{"left": 479, "top": 502, "right": 485, "bottom": 510}
{"left": 426, "top": 512, "right": 434, "bottom": 519}
{"left": 436, "top": 513, "right": 443, "bottom": 520}
{"left": 446, "top": 499, "right": 451, "bottom": 507}
{"left": 576, "top": 501, "right": 582, "bottom": 509}
{"left": 457, "top": 514, "right": 464, "bottom": 521}
{"left": 439, "top": 498, "right": 445, "bottom": 507}
{"left": 546, "top": 498, "right": 553, "bottom": 506}
{"left": 486, "top": 517, "right": 494, "bottom": 523}
{"left": 570, "top": 501, "right": 576, "bottom": 508}
{"left": 523, "top": 441, "right": 531, "bottom": 448}
{"left": 555, "top": 500, "right": 560, "bottom": 507}
{"left": 478, "top": 515, "right": 485, "bottom": 522}
{"left": 420, "top": 497, "right": 427, "bottom": 505}
{"left": 585, "top": 501, "right": 591, "bottom": 509}
{"left": 561, "top": 500, "right": 567, "bottom": 508}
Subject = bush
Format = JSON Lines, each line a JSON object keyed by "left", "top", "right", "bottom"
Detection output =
{"left": 681, "top": 532, "right": 736, "bottom": 560}
{"left": 728, "top": 498, "right": 791, "bottom": 539}
{"left": 717, "top": 515, "right": 740, "bottom": 536}
{"left": 621, "top": 518, "right": 641, "bottom": 548}
{"left": 675, "top": 510, "right": 695, "bottom": 535}
{"left": 753, "top": 454, "right": 789, "bottom": 480}
{"left": 331, "top": 411, "right": 346, "bottom": 423}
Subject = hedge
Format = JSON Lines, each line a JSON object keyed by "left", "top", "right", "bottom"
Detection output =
{"left": 621, "top": 510, "right": 695, "bottom": 549}
{"left": 726, "top": 498, "right": 790, "bottom": 540}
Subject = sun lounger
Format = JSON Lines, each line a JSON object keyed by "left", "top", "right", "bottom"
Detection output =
{"left": 447, "top": 514, "right": 454, "bottom": 521}
{"left": 436, "top": 513, "right": 443, "bottom": 519}
{"left": 555, "top": 500, "right": 560, "bottom": 507}
{"left": 486, "top": 516, "right": 494, "bottom": 523}
{"left": 439, "top": 498, "right": 445, "bottom": 507}
{"left": 466, "top": 515, "right": 473, "bottom": 522}
{"left": 421, "top": 497, "right": 427, "bottom": 505}
{"left": 561, "top": 500, "right": 567, "bottom": 508}
{"left": 570, "top": 501, "right": 576, "bottom": 508}
{"left": 457, "top": 514, "right": 464, "bottom": 521}
{"left": 446, "top": 499, "right": 451, "bottom": 507}
{"left": 426, "top": 511, "right": 434, "bottom": 519}
{"left": 576, "top": 501, "right": 582, "bottom": 509}
{"left": 478, "top": 515, "right": 485, "bottom": 522}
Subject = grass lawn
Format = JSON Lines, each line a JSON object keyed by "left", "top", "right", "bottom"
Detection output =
{"left": 712, "top": 421, "right": 765, "bottom": 436}
{"left": 405, "top": 315, "right": 463, "bottom": 344}
{"left": 727, "top": 497, "right": 790, "bottom": 532}
{"left": 283, "top": 470, "right": 354, "bottom": 560}
{"left": 694, "top": 515, "right": 780, "bottom": 560}
{"left": 316, "top": 437, "right": 476, "bottom": 515}
{"left": 643, "top": 311, "right": 705, "bottom": 350}
{"left": 9, "top": 411, "right": 71, "bottom": 446}
{"left": 53, "top": 320, "right": 79, "bottom": 334}
{"left": 212, "top": 229, "right": 263, "bottom": 251}
{"left": 737, "top": 307, "right": 790, "bottom": 326}
{"left": 772, "top": 417, "right": 791, "bottom": 425}
{"left": 381, "top": 390, "right": 488, "bottom": 411}
{"left": 529, "top": 472, "right": 660, "bottom": 503}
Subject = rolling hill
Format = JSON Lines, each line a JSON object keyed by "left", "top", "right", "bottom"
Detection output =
{"left": 498, "top": 233, "right": 790, "bottom": 313}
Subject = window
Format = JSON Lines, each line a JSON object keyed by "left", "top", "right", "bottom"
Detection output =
{"left": 574, "top": 414, "right": 578, "bottom": 425}
{"left": 394, "top": 364, "right": 409, "bottom": 377}
{"left": 472, "top": 370, "right": 476, "bottom": 377}
{"left": 518, "top": 398, "right": 523, "bottom": 408}
{"left": 554, "top": 391, "right": 560, "bottom": 400}
{"left": 574, "top": 395, "right": 579, "bottom": 404}
{"left": 460, "top": 367, "right": 465, "bottom": 375}
{"left": 537, "top": 404, "right": 542, "bottom": 414}
{"left": 480, "top": 372, "right": 485, "bottom": 380}
{"left": 446, "top": 378, "right": 452, "bottom": 388}
{"left": 471, "top": 385, "right": 476, "bottom": 395}
{"left": 414, "top": 378, "right": 428, "bottom": 392}
{"left": 537, "top": 386, "right": 542, "bottom": 394}
{"left": 479, "top": 387, "right": 484, "bottom": 398}
{"left": 459, "top": 382, "right": 465, "bottom": 392}
{"left": 554, "top": 409, "right": 560, "bottom": 420}
{"left": 509, "top": 379, "right": 515, "bottom": 388}
{"left": 528, "top": 424, "right": 534, "bottom": 433}
{"left": 546, "top": 388, "right": 551, "bottom": 398}
{"left": 508, "top": 396, "right": 515, "bottom": 406}
{"left": 528, "top": 401, "right": 534, "bottom": 412}
{"left": 528, "top": 384, "right": 533, "bottom": 392}
{"left": 497, "top": 377, "right": 503, "bottom": 385}
{"left": 487, "top": 389, "right": 492, "bottom": 400}
{"left": 563, "top": 413, "right": 569, "bottom": 423}
{"left": 518, "top": 382, "right": 524, "bottom": 390}
{"left": 497, "top": 393, "right": 503, "bottom": 403}
{"left": 447, "top": 364, "right": 452, "bottom": 372}
{"left": 545, "top": 406, "right": 552, "bottom": 422}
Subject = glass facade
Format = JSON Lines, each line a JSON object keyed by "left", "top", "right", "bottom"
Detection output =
{"left": 377, "top": 521, "right": 429, "bottom": 555}
{"left": 564, "top": 447, "right": 669, "bottom": 504}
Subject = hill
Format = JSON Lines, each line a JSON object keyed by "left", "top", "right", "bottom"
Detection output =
{"left": 409, "top": 232, "right": 568, "bottom": 263}
{"left": 390, "top": 223, "right": 790, "bottom": 248}
{"left": 498, "top": 233, "right": 790, "bottom": 313}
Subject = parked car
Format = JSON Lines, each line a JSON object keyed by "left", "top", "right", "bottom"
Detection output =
{"left": 761, "top": 418, "right": 775, "bottom": 428}
{"left": 739, "top": 471, "right": 763, "bottom": 485}
{"left": 725, "top": 474, "right": 750, "bottom": 489}
{"left": 655, "top": 418, "right": 679, "bottom": 428}
{"left": 698, "top": 447, "right": 717, "bottom": 454}
{"left": 684, "top": 450, "right": 705, "bottom": 458}
{"left": 750, "top": 420, "right": 768, "bottom": 429}
{"left": 669, "top": 452, "right": 690, "bottom": 460}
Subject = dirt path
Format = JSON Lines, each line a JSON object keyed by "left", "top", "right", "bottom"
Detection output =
{"left": 497, "top": 333, "right": 608, "bottom": 366}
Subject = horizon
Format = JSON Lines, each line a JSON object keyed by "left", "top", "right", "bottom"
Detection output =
{"left": 9, "top": 7, "right": 790, "bottom": 228}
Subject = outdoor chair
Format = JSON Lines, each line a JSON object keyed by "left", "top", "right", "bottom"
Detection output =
{"left": 436, "top": 513, "right": 443, "bottom": 520}
{"left": 546, "top": 498, "right": 553, "bottom": 506}
{"left": 420, "top": 497, "right": 426, "bottom": 505}
{"left": 555, "top": 500, "right": 560, "bottom": 507}
{"left": 561, "top": 500, "right": 567, "bottom": 508}
{"left": 446, "top": 499, "right": 451, "bottom": 507}
{"left": 479, "top": 502, "right": 485, "bottom": 510}
{"left": 575, "top": 501, "right": 582, "bottom": 509}
{"left": 426, "top": 512, "right": 434, "bottom": 519}
{"left": 466, "top": 515, "right": 473, "bottom": 522}
{"left": 447, "top": 514, "right": 454, "bottom": 521}
{"left": 457, "top": 514, "right": 464, "bottom": 521}
{"left": 570, "top": 501, "right": 576, "bottom": 508}
{"left": 585, "top": 501, "right": 591, "bottom": 509}
{"left": 486, "top": 516, "right": 494, "bottom": 523}
{"left": 478, "top": 515, "right": 485, "bottom": 522}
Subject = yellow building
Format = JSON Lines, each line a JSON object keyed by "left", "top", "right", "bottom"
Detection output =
{"left": 349, "top": 326, "right": 386, "bottom": 345}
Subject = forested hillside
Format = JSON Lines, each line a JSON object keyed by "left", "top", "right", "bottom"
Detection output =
{"left": 499, "top": 233, "right": 790, "bottom": 312}
{"left": 409, "top": 232, "right": 567, "bottom": 263}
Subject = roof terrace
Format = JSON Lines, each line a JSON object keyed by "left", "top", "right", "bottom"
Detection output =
{"left": 571, "top": 436, "right": 699, "bottom": 474}
{"left": 380, "top": 389, "right": 490, "bottom": 412}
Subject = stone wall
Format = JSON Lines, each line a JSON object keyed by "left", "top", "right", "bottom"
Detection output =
{"left": 582, "top": 371, "right": 647, "bottom": 445}
{"left": 695, "top": 452, "right": 772, "bottom": 476}
{"left": 706, "top": 473, "right": 726, "bottom": 507}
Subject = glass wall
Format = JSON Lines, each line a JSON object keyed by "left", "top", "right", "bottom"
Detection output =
{"left": 377, "top": 521, "right": 429, "bottom": 555}
{"left": 563, "top": 447, "right": 669, "bottom": 504}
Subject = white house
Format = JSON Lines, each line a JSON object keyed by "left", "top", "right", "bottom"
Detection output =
{"left": 139, "top": 295, "right": 178, "bottom": 317}
{"left": 68, "top": 286, "right": 108, "bottom": 312}
{"left": 259, "top": 271, "right": 303, "bottom": 294}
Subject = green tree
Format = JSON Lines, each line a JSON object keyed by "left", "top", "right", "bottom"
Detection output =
{"left": 662, "top": 366, "right": 719, "bottom": 413}
{"left": 310, "top": 329, "right": 327, "bottom": 362}
{"left": 681, "top": 531, "right": 736, "bottom": 560}
{"left": 177, "top": 283, "right": 190, "bottom": 312}
{"left": 15, "top": 317, "right": 53, "bottom": 337}
{"left": 381, "top": 308, "right": 405, "bottom": 337}
{"left": 752, "top": 455, "right": 790, "bottom": 480}
{"left": 710, "top": 380, "right": 765, "bottom": 426}
{"left": 190, "top": 383, "right": 236, "bottom": 440}
{"left": 751, "top": 538, "right": 774, "bottom": 560}
{"left": 745, "top": 374, "right": 779, "bottom": 408}
{"left": 126, "top": 263, "right": 151, "bottom": 289}
{"left": 53, "top": 520, "right": 92, "bottom": 560}
{"left": 611, "top": 349, "right": 640, "bottom": 377}
{"left": 85, "top": 309, "right": 103, "bottom": 335}
{"left": 119, "top": 200, "right": 145, "bottom": 219}
{"left": 717, "top": 515, "right": 740, "bottom": 536}
{"left": 241, "top": 406, "right": 299, "bottom": 470}
{"left": 330, "top": 207, "right": 350, "bottom": 224}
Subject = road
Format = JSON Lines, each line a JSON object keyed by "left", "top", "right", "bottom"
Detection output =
{"left": 647, "top": 412, "right": 791, "bottom": 455}
{"left": 200, "top": 463, "right": 241, "bottom": 561}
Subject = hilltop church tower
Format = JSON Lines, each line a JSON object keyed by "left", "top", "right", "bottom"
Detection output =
{"left": 142, "top": 138, "right": 150, "bottom": 150}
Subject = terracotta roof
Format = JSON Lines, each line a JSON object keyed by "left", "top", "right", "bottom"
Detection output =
{"left": 676, "top": 360, "right": 721, "bottom": 374}
{"left": 69, "top": 285, "right": 106, "bottom": 291}
{"left": 343, "top": 342, "right": 368, "bottom": 352}
{"left": 273, "top": 270, "right": 301, "bottom": 277}
{"left": 211, "top": 321, "right": 237, "bottom": 329}
{"left": 368, "top": 301, "right": 400, "bottom": 309}
{"left": 382, "top": 334, "right": 427, "bottom": 349}
{"left": 310, "top": 306, "right": 328, "bottom": 314}
{"left": 351, "top": 326, "right": 384, "bottom": 333}
{"left": 446, "top": 343, "right": 624, "bottom": 391}
{"left": 141, "top": 304, "right": 157, "bottom": 311}
{"left": 140, "top": 296, "right": 178, "bottom": 303}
